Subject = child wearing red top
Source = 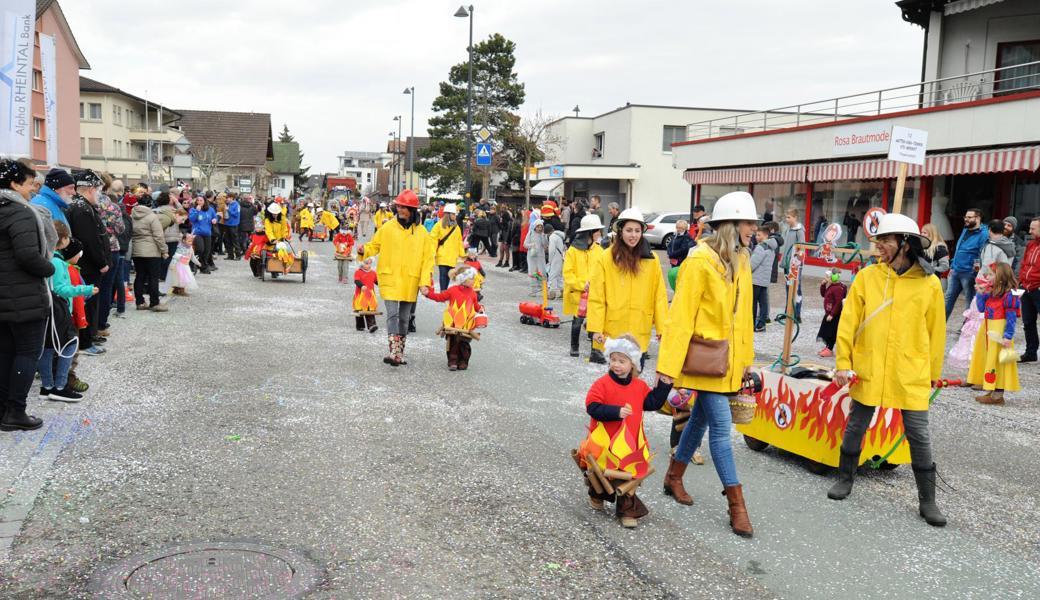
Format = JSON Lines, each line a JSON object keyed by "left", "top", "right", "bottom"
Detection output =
{"left": 353, "top": 257, "right": 379, "bottom": 333}
{"left": 333, "top": 229, "right": 355, "bottom": 284}
{"left": 816, "top": 270, "right": 847, "bottom": 357}
{"left": 968, "top": 262, "right": 1021, "bottom": 404}
{"left": 423, "top": 266, "right": 483, "bottom": 371}
{"left": 578, "top": 334, "right": 672, "bottom": 529}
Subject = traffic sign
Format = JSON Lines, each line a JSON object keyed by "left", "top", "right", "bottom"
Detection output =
{"left": 477, "top": 127, "right": 492, "bottom": 142}
{"left": 475, "top": 142, "right": 493, "bottom": 166}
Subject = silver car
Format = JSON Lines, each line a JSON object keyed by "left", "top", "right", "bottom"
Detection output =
{"left": 643, "top": 212, "right": 688, "bottom": 248}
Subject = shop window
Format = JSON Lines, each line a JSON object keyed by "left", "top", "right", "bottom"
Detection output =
{"left": 752, "top": 183, "right": 807, "bottom": 230}
{"left": 662, "top": 125, "right": 685, "bottom": 152}
{"left": 1010, "top": 174, "right": 1040, "bottom": 241}
{"left": 995, "top": 40, "right": 1040, "bottom": 94}
{"left": 810, "top": 181, "right": 884, "bottom": 246}
{"left": 700, "top": 184, "right": 749, "bottom": 214}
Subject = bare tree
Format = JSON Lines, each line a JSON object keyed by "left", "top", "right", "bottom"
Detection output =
{"left": 193, "top": 145, "right": 226, "bottom": 191}
{"left": 506, "top": 110, "right": 562, "bottom": 208}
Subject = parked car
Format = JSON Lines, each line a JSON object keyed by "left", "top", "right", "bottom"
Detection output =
{"left": 643, "top": 211, "right": 688, "bottom": 248}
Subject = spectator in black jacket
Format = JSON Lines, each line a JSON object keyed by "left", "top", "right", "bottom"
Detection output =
{"left": 469, "top": 210, "right": 494, "bottom": 256}
{"left": 239, "top": 196, "right": 257, "bottom": 252}
{"left": 0, "top": 159, "right": 55, "bottom": 432}
{"left": 495, "top": 205, "right": 512, "bottom": 267}
{"left": 66, "top": 170, "right": 112, "bottom": 356}
{"left": 565, "top": 199, "right": 587, "bottom": 244}
{"left": 667, "top": 219, "right": 696, "bottom": 266}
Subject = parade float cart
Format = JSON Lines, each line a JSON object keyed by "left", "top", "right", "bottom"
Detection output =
{"left": 519, "top": 276, "right": 560, "bottom": 328}
{"left": 309, "top": 221, "right": 329, "bottom": 242}
{"left": 259, "top": 248, "right": 309, "bottom": 283}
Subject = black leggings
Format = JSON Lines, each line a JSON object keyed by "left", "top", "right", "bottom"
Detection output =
{"left": 193, "top": 234, "right": 214, "bottom": 268}
{"left": 0, "top": 319, "right": 47, "bottom": 415}
{"left": 133, "top": 256, "right": 163, "bottom": 307}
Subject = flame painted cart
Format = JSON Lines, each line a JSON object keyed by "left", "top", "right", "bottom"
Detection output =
{"left": 259, "top": 248, "right": 309, "bottom": 283}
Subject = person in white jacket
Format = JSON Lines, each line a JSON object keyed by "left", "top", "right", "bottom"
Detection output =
{"left": 546, "top": 223, "right": 567, "bottom": 299}
{"left": 524, "top": 219, "right": 547, "bottom": 296}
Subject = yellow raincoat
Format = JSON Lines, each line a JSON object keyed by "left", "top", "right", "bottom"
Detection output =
{"left": 430, "top": 220, "right": 465, "bottom": 267}
{"left": 374, "top": 209, "right": 394, "bottom": 229}
{"left": 562, "top": 243, "right": 604, "bottom": 316}
{"left": 319, "top": 210, "right": 340, "bottom": 231}
{"left": 299, "top": 208, "right": 315, "bottom": 229}
{"left": 363, "top": 219, "right": 435, "bottom": 302}
{"left": 835, "top": 261, "right": 945, "bottom": 411}
{"left": 586, "top": 247, "right": 668, "bottom": 352}
{"left": 264, "top": 218, "right": 290, "bottom": 242}
{"left": 657, "top": 244, "right": 754, "bottom": 393}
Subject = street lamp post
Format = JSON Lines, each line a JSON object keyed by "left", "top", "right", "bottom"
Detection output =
{"left": 454, "top": 5, "right": 474, "bottom": 198}
{"left": 403, "top": 86, "right": 415, "bottom": 194}
{"left": 393, "top": 115, "right": 402, "bottom": 195}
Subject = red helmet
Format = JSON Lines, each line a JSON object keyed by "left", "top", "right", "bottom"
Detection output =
{"left": 394, "top": 189, "right": 419, "bottom": 209}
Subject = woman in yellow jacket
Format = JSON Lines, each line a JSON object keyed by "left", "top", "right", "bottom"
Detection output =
{"left": 373, "top": 203, "right": 394, "bottom": 230}
{"left": 828, "top": 213, "right": 947, "bottom": 527}
{"left": 429, "top": 203, "right": 466, "bottom": 291}
{"left": 298, "top": 203, "right": 315, "bottom": 241}
{"left": 362, "top": 190, "right": 435, "bottom": 366}
{"left": 263, "top": 202, "right": 290, "bottom": 243}
{"left": 562, "top": 214, "right": 604, "bottom": 358}
{"left": 657, "top": 192, "right": 757, "bottom": 537}
{"left": 587, "top": 208, "right": 668, "bottom": 366}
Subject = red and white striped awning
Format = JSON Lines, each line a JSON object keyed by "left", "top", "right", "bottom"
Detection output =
{"left": 683, "top": 164, "right": 805, "bottom": 185}
{"left": 806, "top": 145, "right": 1040, "bottom": 182}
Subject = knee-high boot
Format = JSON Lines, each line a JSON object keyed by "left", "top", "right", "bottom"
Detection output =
{"left": 569, "top": 317, "right": 583, "bottom": 357}
{"left": 827, "top": 448, "right": 860, "bottom": 500}
{"left": 913, "top": 463, "right": 948, "bottom": 527}
{"left": 724, "top": 485, "right": 753, "bottom": 537}
{"left": 663, "top": 457, "right": 693, "bottom": 505}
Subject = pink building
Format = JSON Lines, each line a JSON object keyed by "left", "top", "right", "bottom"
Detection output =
{"left": 31, "top": 0, "right": 89, "bottom": 168}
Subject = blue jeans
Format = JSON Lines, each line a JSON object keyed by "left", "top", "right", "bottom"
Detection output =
{"left": 674, "top": 391, "right": 740, "bottom": 486}
{"left": 37, "top": 339, "right": 77, "bottom": 390}
{"left": 438, "top": 265, "right": 452, "bottom": 292}
{"left": 944, "top": 270, "right": 976, "bottom": 320}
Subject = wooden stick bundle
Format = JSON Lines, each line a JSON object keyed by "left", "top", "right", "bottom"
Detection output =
{"left": 616, "top": 466, "right": 656, "bottom": 497}
{"left": 437, "top": 325, "right": 481, "bottom": 341}
{"left": 585, "top": 453, "right": 614, "bottom": 495}
{"left": 353, "top": 311, "right": 383, "bottom": 316}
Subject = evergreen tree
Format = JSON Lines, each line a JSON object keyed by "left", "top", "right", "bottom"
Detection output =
{"left": 418, "top": 33, "right": 525, "bottom": 195}
{"left": 277, "top": 124, "right": 311, "bottom": 189}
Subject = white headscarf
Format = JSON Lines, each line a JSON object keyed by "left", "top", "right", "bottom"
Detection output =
{"left": 604, "top": 336, "right": 642, "bottom": 372}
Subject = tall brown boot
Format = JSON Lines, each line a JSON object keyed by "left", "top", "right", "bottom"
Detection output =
{"left": 723, "top": 484, "right": 753, "bottom": 537}
{"left": 663, "top": 457, "right": 694, "bottom": 505}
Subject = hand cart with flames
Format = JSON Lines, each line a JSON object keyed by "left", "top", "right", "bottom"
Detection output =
{"left": 739, "top": 239, "right": 957, "bottom": 474}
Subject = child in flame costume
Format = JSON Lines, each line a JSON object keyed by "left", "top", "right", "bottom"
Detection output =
{"left": 353, "top": 257, "right": 379, "bottom": 333}
{"left": 333, "top": 228, "right": 355, "bottom": 283}
{"left": 423, "top": 266, "right": 484, "bottom": 371}
{"left": 577, "top": 335, "right": 673, "bottom": 529}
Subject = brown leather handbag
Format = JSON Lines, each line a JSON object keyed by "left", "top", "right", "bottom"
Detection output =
{"left": 681, "top": 287, "right": 737, "bottom": 377}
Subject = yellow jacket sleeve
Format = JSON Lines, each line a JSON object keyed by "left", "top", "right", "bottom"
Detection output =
{"left": 421, "top": 233, "right": 436, "bottom": 288}
{"left": 563, "top": 248, "right": 581, "bottom": 290}
{"left": 652, "top": 265, "right": 669, "bottom": 336}
{"left": 926, "top": 279, "right": 946, "bottom": 381}
{"left": 834, "top": 275, "right": 864, "bottom": 372}
{"left": 657, "top": 259, "right": 705, "bottom": 378}
{"left": 586, "top": 253, "right": 607, "bottom": 334}
{"left": 363, "top": 225, "right": 383, "bottom": 260}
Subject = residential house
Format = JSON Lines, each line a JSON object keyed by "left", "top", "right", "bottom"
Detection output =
{"left": 534, "top": 104, "right": 752, "bottom": 214}
{"left": 338, "top": 150, "right": 384, "bottom": 196}
{"left": 31, "top": 0, "right": 90, "bottom": 168}
{"left": 671, "top": 0, "right": 1040, "bottom": 249}
{"left": 78, "top": 76, "right": 186, "bottom": 185}
{"left": 403, "top": 136, "right": 431, "bottom": 198}
{"left": 176, "top": 109, "right": 274, "bottom": 194}
{"left": 268, "top": 141, "right": 301, "bottom": 198}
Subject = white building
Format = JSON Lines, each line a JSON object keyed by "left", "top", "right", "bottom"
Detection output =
{"left": 338, "top": 151, "right": 384, "bottom": 196}
{"left": 671, "top": 0, "right": 1040, "bottom": 249}
{"left": 533, "top": 104, "right": 752, "bottom": 214}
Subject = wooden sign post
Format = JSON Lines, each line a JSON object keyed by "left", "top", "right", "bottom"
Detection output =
{"left": 887, "top": 126, "right": 928, "bottom": 214}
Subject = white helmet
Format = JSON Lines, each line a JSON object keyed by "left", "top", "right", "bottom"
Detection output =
{"left": 613, "top": 207, "right": 646, "bottom": 232}
{"left": 307, "top": 202, "right": 314, "bottom": 207}
{"left": 576, "top": 214, "right": 604, "bottom": 233}
{"left": 443, "top": 203, "right": 458, "bottom": 215}
{"left": 708, "top": 191, "right": 759, "bottom": 225}
{"left": 266, "top": 203, "right": 281, "bottom": 216}
{"left": 871, "top": 213, "right": 931, "bottom": 249}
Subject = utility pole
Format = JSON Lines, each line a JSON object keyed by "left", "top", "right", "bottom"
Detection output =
{"left": 455, "top": 5, "right": 475, "bottom": 198}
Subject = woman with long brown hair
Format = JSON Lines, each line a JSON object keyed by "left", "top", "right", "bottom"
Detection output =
{"left": 586, "top": 208, "right": 668, "bottom": 365}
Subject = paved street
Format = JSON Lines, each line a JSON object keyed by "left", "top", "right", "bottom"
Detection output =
{"left": 2, "top": 240, "right": 1040, "bottom": 599}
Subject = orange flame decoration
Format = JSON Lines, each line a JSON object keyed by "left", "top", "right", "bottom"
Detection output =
{"left": 753, "top": 376, "right": 905, "bottom": 451}
{"left": 444, "top": 298, "right": 476, "bottom": 329}
{"left": 579, "top": 419, "right": 651, "bottom": 478}
{"left": 353, "top": 286, "right": 378, "bottom": 311}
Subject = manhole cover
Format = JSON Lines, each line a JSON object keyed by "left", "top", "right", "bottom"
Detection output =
{"left": 91, "top": 541, "right": 321, "bottom": 599}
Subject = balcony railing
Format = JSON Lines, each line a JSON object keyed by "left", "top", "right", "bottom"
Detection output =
{"left": 685, "top": 59, "right": 1040, "bottom": 142}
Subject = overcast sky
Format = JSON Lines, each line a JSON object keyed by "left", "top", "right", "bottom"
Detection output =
{"left": 65, "top": 0, "right": 924, "bottom": 173}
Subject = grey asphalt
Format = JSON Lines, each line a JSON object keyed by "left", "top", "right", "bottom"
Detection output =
{"left": 1, "top": 237, "right": 1038, "bottom": 599}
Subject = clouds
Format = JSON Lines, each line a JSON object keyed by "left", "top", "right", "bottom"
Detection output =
{"left": 64, "top": 0, "right": 922, "bottom": 172}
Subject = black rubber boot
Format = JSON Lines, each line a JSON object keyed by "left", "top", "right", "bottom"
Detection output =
{"left": 589, "top": 349, "right": 606, "bottom": 364}
{"left": 569, "top": 318, "right": 583, "bottom": 357}
{"left": 912, "top": 463, "right": 948, "bottom": 527}
{"left": 827, "top": 449, "right": 859, "bottom": 500}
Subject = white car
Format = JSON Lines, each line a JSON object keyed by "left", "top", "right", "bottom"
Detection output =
{"left": 643, "top": 212, "right": 688, "bottom": 248}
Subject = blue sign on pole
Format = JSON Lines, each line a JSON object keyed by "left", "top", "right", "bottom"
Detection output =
{"left": 475, "top": 142, "right": 493, "bottom": 166}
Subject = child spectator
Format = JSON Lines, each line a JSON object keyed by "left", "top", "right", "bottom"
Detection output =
{"left": 750, "top": 225, "right": 777, "bottom": 332}
{"left": 333, "top": 228, "right": 355, "bottom": 284}
{"left": 463, "top": 247, "right": 486, "bottom": 300}
{"left": 39, "top": 223, "right": 96, "bottom": 401}
{"left": 423, "top": 266, "right": 483, "bottom": 371}
{"left": 816, "top": 270, "right": 847, "bottom": 357}
{"left": 968, "top": 262, "right": 1021, "bottom": 405}
{"left": 167, "top": 233, "right": 200, "bottom": 296}
{"left": 578, "top": 334, "right": 673, "bottom": 528}
{"left": 353, "top": 257, "right": 379, "bottom": 333}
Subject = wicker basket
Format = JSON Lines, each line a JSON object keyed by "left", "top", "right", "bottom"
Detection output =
{"left": 729, "top": 393, "right": 756, "bottom": 424}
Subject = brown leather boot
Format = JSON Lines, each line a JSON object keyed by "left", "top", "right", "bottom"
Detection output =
{"left": 724, "top": 485, "right": 753, "bottom": 537}
{"left": 663, "top": 457, "right": 694, "bottom": 505}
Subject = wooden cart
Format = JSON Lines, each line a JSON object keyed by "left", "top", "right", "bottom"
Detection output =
{"left": 259, "top": 249, "right": 309, "bottom": 282}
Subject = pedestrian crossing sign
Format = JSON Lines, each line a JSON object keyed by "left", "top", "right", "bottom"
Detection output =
{"left": 476, "top": 142, "right": 492, "bottom": 166}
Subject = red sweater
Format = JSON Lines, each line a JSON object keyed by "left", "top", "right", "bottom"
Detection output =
{"left": 426, "top": 285, "right": 481, "bottom": 329}
{"left": 581, "top": 373, "right": 670, "bottom": 478}
{"left": 68, "top": 265, "right": 87, "bottom": 329}
{"left": 1020, "top": 239, "right": 1040, "bottom": 291}
{"left": 820, "top": 282, "right": 847, "bottom": 318}
{"left": 353, "top": 269, "right": 378, "bottom": 311}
